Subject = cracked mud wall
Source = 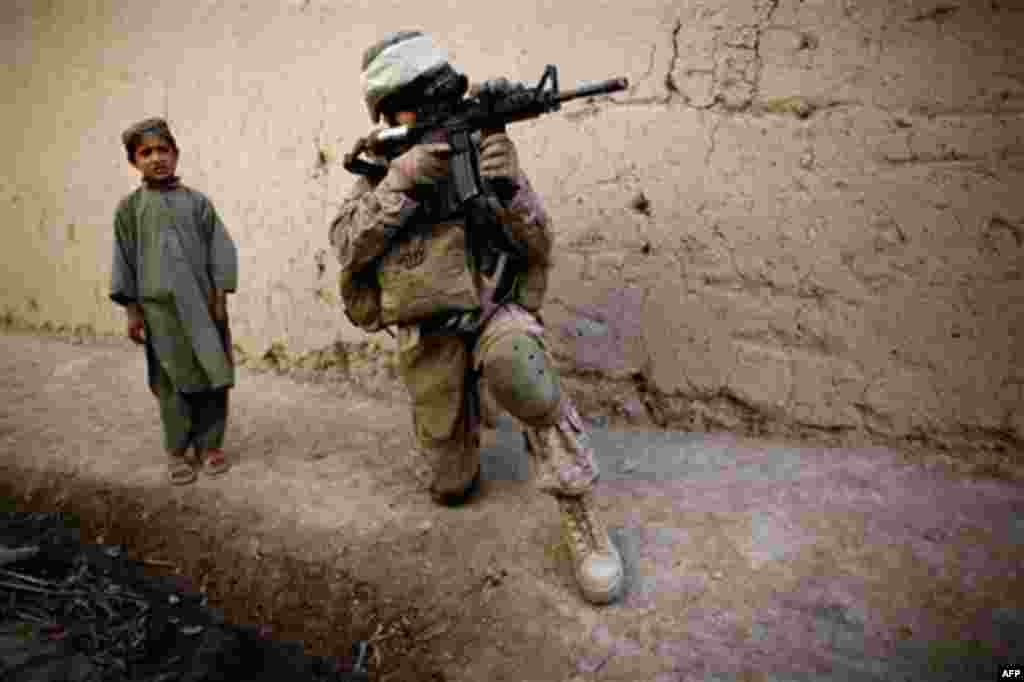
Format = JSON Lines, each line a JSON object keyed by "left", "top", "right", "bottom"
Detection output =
{"left": 2, "top": 0, "right": 1022, "bottom": 456}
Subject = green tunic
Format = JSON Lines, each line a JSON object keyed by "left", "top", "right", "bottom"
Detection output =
{"left": 110, "top": 183, "right": 238, "bottom": 393}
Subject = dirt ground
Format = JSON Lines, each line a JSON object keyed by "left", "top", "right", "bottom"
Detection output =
{"left": 2, "top": 330, "right": 1023, "bottom": 682}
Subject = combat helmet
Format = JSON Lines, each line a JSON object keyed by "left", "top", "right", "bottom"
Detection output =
{"left": 360, "top": 30, "right": 468, "bottom": 123}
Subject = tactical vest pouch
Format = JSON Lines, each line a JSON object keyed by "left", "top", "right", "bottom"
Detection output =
{"left": 377, "top": 220, "right": 481, "bottom": 326}
{"left": 339, "top": 267, "right": 385, "bottom": 332}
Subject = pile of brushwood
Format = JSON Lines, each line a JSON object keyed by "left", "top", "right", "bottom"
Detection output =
{"left": 0, "top": 511, "right": 369, "bottom": 681}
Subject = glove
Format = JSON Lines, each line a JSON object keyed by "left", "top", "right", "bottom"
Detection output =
{"left": 386, "top": 142, "right": 452, "bottom": 191}
{"left": 478, "top": 132, "right": 519, "bottom": 183}
{"left": 470, "top": 77, "right": 525, "bottom": 99}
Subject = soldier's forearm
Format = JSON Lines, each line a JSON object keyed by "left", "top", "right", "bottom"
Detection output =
{"left": 334, "top": 187, "right": 419, "bottom": 272}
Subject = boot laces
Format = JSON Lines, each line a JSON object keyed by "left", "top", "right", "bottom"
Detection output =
{"left": 562, "top": 497, "right": 605, "bottom": 557}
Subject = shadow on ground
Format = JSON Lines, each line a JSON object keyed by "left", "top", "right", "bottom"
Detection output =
{"left": 1, "top": 332, "right": 1022, "bottom": 682}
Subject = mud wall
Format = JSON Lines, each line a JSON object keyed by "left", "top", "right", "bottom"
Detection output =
{"left": 2, "top": 0, "right": 1022, "bottom": 454}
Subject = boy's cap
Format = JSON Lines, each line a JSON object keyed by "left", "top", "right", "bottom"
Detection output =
{"left": 122, "top": 117, "right": 178, "bottom": 159}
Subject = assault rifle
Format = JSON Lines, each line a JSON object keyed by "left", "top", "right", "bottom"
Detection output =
{"left": 343, "top": 65, "right": 628, "bottom": 189}
{"left": 342, "top": 65, "right": 627, "bottom": 310}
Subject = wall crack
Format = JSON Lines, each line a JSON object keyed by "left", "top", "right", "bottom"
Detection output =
{"left": 640, "top": 42, "right": 657, "bottom": 84}
{"left": 663, "top": 19, "right": 683, "bottom": 100}
{"left": 705, "top": 115, "right": 723, "bottom": 167}
{"left": 752, "top": 0, "right": 782, "bottom": 106}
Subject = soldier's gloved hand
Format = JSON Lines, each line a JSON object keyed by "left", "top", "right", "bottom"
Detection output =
{"left": 386, "top": 143, "right": 452, "bottom": 191}
{"left": 470, "top": 78, "right": 525, "bottom": 99}
{"left": 479, "top": 132, "right": 519, "bottom": 183}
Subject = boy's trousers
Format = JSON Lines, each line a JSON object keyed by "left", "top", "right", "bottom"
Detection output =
{"left": 150, "top": 361, "right": 229, "bottom": 453}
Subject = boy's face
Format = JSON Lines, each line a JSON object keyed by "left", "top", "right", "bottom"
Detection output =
{"left": 131, "top": 133, "right": 178, "bottom": 182}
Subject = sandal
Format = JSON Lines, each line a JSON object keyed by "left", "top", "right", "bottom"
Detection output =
{"left": 167, "top": 453, "right": 198, "bottom": 486}
{"left": 198, "top": 448, "right": 231, "bottom": 477}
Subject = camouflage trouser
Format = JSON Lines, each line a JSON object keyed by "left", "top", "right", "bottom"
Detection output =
{"left": 396, "top": 303, "right": 598, "bottom": 500}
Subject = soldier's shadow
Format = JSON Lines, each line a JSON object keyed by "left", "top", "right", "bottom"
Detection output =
{"left": 479, "top": 415, "right": 531, "bottom": 482}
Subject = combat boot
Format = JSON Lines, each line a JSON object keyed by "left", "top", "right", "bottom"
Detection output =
{"left": 557, "top": 494, "right": 624, "bottom": 605}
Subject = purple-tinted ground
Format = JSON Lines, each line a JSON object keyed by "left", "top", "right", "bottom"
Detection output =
{"left": 495, "top": 428, "right": 1024, "bottom": 681}
{"left": 3, "top": 333, "right": 1021, "bottom": 682}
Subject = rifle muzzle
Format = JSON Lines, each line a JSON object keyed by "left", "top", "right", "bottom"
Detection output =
{"left": 557, "top": 77, "right": 629, "bottom": 102}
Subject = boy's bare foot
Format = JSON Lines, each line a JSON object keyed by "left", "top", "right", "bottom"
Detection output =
{"left": 197, "top": 448, "right": 231, "bottom": 477}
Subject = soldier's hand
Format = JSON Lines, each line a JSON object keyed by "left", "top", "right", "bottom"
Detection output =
{"left": 470, "top": 78, "right": 525, "bottom": 99}
{"left": 479, "top": 132, "right": 519, "bottom": 183}
{"left": 389, "top": 143, "right": 452, "bottom": 190}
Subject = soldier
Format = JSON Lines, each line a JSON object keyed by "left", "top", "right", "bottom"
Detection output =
{"left": 329, "top": 31, "right": 624, "bottom": 605}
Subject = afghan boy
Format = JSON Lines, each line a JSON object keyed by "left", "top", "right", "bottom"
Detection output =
{"left": 110, "top": 118, "right": 238, "bottom": 485}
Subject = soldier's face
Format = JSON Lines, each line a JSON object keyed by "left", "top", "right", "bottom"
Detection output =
{"left": 132, "top": 133, "right": 179, "bottom": 182}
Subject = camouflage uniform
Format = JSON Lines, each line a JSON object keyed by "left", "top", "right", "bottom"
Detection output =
{"left": 329, "top": 31, "right": 623, "bottom": 605}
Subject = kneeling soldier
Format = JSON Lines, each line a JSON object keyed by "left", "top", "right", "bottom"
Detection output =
{"left": 329, "top": 31, "right": 624, "bottom": 605}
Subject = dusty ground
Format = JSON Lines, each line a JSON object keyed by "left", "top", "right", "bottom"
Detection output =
{"left": 1, "top": 330, "right": 1022, "bottom": 681}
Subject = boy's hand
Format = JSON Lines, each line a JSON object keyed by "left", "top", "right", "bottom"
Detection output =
{"left": 126, "top": 306, "right": 146, "bottom": 345}
{"left": 208, "top": 289, "right": 228, "bottom": 323}
{"left": 206, "top": 289, "right": 233, "bottom": 365}
{"left": 387, "top": 143, "right": 452, "bottom": 190}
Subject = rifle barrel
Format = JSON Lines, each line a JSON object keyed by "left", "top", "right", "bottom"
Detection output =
{"left": 557, "top": 77, "right": 629, "bottom": 102}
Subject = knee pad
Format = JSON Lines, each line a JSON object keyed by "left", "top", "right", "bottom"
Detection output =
{"left": 483, "top": 333, "right": 560, "bottom": 423}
